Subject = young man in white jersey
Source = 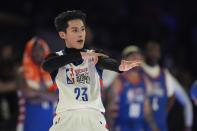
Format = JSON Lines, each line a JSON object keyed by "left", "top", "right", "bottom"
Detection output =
{"left": 42, "top": 10, "right": 142, "bottom": 131}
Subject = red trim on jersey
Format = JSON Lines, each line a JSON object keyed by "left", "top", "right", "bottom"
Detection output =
{"left": 17, "top": 96, "right": 26, "bottom": 124}
{"left": 99, "top": 79, "right": 105, "bottom": 98}
{"left": 49, "top": 83, "right": 57, "bottom": 91}
{"left": 100, "top": 79, "right": 104, "bottom": 92}
{"left": 105, "top": 123, "right": 109, "bottom": 129}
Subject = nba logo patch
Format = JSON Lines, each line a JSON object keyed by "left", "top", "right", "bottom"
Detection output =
{"left": 66, "top": 68, "right": 75, "bottom": 84}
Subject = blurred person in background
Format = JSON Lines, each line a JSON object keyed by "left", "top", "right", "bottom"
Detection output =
{"left": 190, "top": 80, "right": 197, "bottom": 106}
{"left": 142, "top": 41, "right": 193, "bottom": 131}
{"left": 190, "top": 80, "right": 197, "bottom": 131}
{"left": 105, "top": 45, "right": 159, "bottom": 131}
{"left": 0, "top": 44, "right": 18, "bottom": 130}
{"left": 16, "top": 37, "right": 58, "bottom": 131}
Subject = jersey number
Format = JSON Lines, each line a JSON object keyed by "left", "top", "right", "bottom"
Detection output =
{"left": 74, "top": 87, "right": 88, "bottom": 101}
{"left": 152, "top": 97, "right": 159, "bottom": 111}
{"left": 129, "top": 103, "right": 141, "bottom": 118}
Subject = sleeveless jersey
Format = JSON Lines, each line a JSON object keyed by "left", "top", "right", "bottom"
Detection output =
{"left": 143, "top": 69, "right": 168, "bottom": 131}
{"left": 114, "top": 70, "right": 146, "bottom": 131}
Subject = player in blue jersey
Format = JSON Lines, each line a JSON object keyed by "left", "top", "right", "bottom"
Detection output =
{"left": 105, "top": 45, "right": 159, "bottom": 131}
{"left": 142, "top": 41, "right": 193, "bottom": 131}
{"left": 42, "top": 10, "right": 142, "bottom": 131}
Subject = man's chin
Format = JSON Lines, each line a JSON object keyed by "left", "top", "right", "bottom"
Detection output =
{"left": 75, "top": 44, "right": 84, "bottom": 49}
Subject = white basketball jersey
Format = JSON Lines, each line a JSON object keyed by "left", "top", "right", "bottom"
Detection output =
{"left": 54, "top": 50, "right": 105, "bottom": 113}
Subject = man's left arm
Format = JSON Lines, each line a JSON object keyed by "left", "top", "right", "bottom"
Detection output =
{"left": 97, "top": 56, "right": 142, "bottom": 72}
{"left": 165, "top": 69, "right": 193, "bottom": 131}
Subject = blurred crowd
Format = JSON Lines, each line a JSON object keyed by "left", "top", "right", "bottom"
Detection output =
{"left": 0, "top": 0, "right": 197, "bottom": 131}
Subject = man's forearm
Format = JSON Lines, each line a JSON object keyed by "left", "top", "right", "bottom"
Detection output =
{"left": 42, "top": 52, "right": 82, "bottom": 73}
{"left": 97, "top": 57, "right": 121, "bottom": 72}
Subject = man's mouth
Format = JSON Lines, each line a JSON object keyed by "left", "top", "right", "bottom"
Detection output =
{"left": 77, "top": 40, "right": 83, "bottom": 43}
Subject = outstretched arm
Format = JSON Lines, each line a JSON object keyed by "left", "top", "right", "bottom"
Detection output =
{"left": 42, "top": 49, "right": 109, "bottom": 73}
{"left": 43, "top": 49, "right": 142, "bottom": 73}
{"left": 97, "top": 56, "right": 142, "bottom": 72}
{"left": 174, "top": 84, "right": 193, "bottom": 131}
{"left": 165, "top": 70, "right": 193, "bottom": 130}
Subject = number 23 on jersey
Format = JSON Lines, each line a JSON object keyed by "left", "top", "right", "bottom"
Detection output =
{"left": 74, "top": 87, "right": 88, "bottom": 101}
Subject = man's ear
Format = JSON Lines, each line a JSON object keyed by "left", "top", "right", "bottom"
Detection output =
{"left": 59, "top": 32, "right": 66, "bottom": 39}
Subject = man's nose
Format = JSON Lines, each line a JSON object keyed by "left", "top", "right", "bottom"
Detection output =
{"left": 78, "top": 33, "right": 83, "bottom": 38}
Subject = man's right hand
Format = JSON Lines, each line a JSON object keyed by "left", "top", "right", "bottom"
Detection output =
{"left": 119, "top": 59, "right": 142, "bottom": 71}
{"left": 80, "top": 51, "right": 108, "bottom": 65}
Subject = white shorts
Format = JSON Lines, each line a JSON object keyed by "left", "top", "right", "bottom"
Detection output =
{"left": 49, "top": 109, "right": 109, "bottom": 131}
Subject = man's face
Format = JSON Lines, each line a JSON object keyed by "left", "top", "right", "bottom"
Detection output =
{"left": 125, "top": 52, "right": 142, "bottom": 61}
{"left": 145, "top": 42, "right": 161, "bottom": 64}
{"left": 60, "top": 19, "right": 86, "bottom": 49}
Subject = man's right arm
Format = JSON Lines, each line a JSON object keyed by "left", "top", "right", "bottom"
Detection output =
{"left": 42, "top": 51, "right": 82, "bottom": 73}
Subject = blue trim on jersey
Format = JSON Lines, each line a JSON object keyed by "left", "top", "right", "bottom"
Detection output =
{"left": 96, "top": 66, "right": 103, "bottom": 80}
{"left": 95, "top": 66, "right": 104, "bottom": 100}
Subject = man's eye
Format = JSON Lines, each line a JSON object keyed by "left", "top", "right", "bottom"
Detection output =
{"left": 72, "top": 29, "right": 78, "bottom": 32}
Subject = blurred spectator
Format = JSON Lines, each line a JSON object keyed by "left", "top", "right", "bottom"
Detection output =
{"left": 16, "top": 37, "right": 58, "bottom": 131}
{"left": 0, "top": 44, "right": 18, "bottom": 130}
{"left": 142, "top": 41, "right": 193, "bottom": 131}
{"left": 190, "top": 80, "right": 197, "bottom": 131}
{"left": 105, "top": 45, "right": 159, "bottom": 131}
{"left": 190, "top": 80, "right": 197, "bottom": 106}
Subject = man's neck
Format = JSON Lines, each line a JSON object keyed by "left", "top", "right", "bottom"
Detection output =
{"left": 142, "top": 62, "right": 160, "bottom": 78}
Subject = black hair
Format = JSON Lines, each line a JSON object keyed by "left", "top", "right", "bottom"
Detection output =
{"left": 54, "top": 10, "right": 86, "bottom": 32}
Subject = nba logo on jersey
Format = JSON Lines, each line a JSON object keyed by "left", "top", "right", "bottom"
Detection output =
{"left": 66, "top": 68, "right": 75, "bottom": 84}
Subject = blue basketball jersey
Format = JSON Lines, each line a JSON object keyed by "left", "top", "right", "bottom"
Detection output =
{"left": 114, "top": 71, "right": 147, "bottom": 131}
{"left": 143, "top": 69, "right": 168, "bottom": 131}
